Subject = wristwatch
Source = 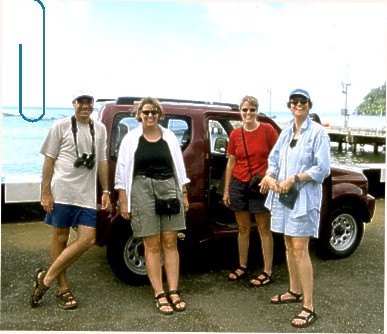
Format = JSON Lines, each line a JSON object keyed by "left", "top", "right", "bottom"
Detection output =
{"left": 102, "top": 190, "right": 111, "bottom": 195}
{"left": 294, "top": 174, "right": 300, "bottom": 183}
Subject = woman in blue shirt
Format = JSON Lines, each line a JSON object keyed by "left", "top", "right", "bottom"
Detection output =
{"left": 260, "top": 89, "right": 330, "bottom": 328}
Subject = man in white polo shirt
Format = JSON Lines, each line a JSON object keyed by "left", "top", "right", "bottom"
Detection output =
{"left": 30, "top": 94, "right": 111, "bottom": 309}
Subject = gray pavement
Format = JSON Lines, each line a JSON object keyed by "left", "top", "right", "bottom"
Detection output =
{"left": 1, "top": 199, "right": 385, "bottom": 333}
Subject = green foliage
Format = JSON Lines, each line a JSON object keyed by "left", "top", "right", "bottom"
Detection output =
{"left": 355, "top": 83, "right": 386, "bottom": 116}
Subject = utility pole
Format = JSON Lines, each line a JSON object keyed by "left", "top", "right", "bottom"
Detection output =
{"left": 268, "top": 88, "right": 272, "bottom": 117}
{"left": 341, "top": 82, "right": 351, "bottom": 128}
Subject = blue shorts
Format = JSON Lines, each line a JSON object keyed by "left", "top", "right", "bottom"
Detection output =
{"left": 229, "top": 176, "right": 269, "bottom": 214}
{"left": 45, "top": 203, "right": 97, "bottom": 229}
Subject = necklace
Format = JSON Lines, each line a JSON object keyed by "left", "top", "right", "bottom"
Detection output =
{"left": 143, "top": 132, "right": 161, "bottom": 143}
{"left": 243, "top": 123, "right": 259, "bottom": 132}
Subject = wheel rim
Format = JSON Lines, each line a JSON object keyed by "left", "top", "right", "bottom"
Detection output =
{"left": 330, "top": 213, "right": 357, "bottom": 252}
{"left": 123, "top": 237, "right": 147, "bottom": 275}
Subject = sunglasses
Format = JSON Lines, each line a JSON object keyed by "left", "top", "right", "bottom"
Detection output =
{"left": 141, "top": 110, "right": 158, "bottom": 116}
{"left": 241, "top": 107, "right": 257, "bottom": 113}
{"left": 290, "top": 98, "right": 309, "bottom": 105}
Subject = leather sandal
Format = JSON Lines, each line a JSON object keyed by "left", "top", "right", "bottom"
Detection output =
{"left": 270, "top": 289, "right": 303, "bottom": 304}
{"left": 291, "top": 306, "right": 317, "bottom": 328}
{"left": 56, "top": 289, "right": 78, "bottom": 310}
{"left": 249, "top": 271, "right": 273, "bottom": 287}
{"left": 167, "top": 289, "right": 186, "bottom": 312}
{"left": 154, "top": 292, "right": 173, "bottom": 315}
{"left": 30, "top": 268, "right": 49, "bottom": 308}
{"left": 228, "top": 265, "right": 248, "bottom": 281}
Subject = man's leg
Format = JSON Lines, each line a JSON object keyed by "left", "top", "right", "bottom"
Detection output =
{"left": 50, "top": 226, "right": 71, "bottom": 292}
{"left": 43, "top": 225, "right": 96, "bottom": 287}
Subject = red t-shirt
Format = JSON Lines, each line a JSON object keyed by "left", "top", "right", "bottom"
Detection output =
{"left": 227, "top": 123, "right": 279, "bottom": 182}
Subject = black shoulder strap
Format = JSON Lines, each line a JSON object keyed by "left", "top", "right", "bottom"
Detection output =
{"left": 241, "top": 127, "right": 253, "bottom": 177}
{"left": 71, "top": 116, "right": 80, "bottom": 158}
{"left": 71, "top": 116, "right": 95, "bottom": 158}
{"left": 89, "top": 119, "right": 95, "bottom": 155}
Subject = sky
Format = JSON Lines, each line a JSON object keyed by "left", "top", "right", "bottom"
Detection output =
{"left": 1, "top": 0, "right": 386, "bottom": 119}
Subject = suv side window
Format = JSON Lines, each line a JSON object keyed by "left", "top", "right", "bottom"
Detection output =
{"left": 160, "top": 117, "right": 191, "bottom": 150}
{"left": 207, "top": 118, "right": 242, "bottom": 186}
{"left": 208, "top": 118, "right": 242, "bottom": 154}
{"left": 209, "top": 120, "right": 229, "bottom": 154}
{"left": 110, "top": 115, "right": 191, "bottom": 161}
{"left": 207, "top": 119, "right": 230, "bottom": 187}
{"left": 110, "top": 115, "right": 141, "bottom": 161}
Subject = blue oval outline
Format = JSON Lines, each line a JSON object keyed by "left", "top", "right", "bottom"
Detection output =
{"left": 18, "top": 0, "right": 46, "bottom": 123}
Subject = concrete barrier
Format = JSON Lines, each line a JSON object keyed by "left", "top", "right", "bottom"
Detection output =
{"left": 1, "top": 163, "right": 385, "bottom": 222}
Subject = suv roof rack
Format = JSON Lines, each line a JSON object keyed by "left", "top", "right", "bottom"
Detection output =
{"left": 115, "top": 96, "right": 239, "bottom": 111}
{"left": 96, "top": 98, "right": 116, "bottom": 103}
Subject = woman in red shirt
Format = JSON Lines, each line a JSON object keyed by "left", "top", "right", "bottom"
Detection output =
{"left": 223, "top": 95, "right": 278, "bottom": 286}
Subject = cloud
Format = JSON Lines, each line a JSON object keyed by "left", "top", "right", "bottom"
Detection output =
{"left": 2, "top": 0, "right": 386, "bottom": 115}
{"left": 202, "top": 2, "right": 386, "bottom": 112}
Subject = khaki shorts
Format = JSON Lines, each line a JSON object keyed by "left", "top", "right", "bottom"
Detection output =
{"left": 130, "top": 175, "right": 186, "bottom": 237}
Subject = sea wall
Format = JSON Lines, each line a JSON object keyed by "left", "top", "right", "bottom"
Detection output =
{"left": 1, "top": 165, "right": 384, "bottom": 223}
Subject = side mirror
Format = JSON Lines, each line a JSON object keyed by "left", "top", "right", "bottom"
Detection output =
{"left": 214, "top": 138, "right": 228, "bottom": 153}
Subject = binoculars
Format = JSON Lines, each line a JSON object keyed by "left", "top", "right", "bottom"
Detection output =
{"left": 73, "top": 153, "right": 95, "bottom": 170}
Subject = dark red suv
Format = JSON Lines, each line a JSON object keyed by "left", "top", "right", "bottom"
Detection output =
{"left": 95, "top": 97, "right": 375, "bottom": 284}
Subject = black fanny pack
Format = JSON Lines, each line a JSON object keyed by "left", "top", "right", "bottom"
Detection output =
{"left": 151, "top": 178, "right": 181, "bottom": 219}
{"left": 154, "top": 198, "right": 180, "bottom": 215}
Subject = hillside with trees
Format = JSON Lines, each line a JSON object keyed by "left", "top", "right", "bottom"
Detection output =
{"left": 355, "top": 83, "right": 386, "bottom": 116}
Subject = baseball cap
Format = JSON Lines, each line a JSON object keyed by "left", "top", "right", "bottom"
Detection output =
{"left": 289, "top": 88, "right": 310, "bottom": 100}
{"left": 72, "top": 92, "right": 94, "bottom": 103}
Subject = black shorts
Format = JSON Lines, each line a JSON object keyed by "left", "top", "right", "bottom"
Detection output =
{"left": 229, "top": 176, "right": 268, "bottom": 214}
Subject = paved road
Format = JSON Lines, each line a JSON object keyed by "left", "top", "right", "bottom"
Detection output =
{"left": 1, "top": 199, "right": 384, "bottom": 333}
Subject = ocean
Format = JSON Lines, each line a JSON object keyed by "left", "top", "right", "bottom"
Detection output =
{"left": 1, "top": 106, "right": 385, "bottom": 181}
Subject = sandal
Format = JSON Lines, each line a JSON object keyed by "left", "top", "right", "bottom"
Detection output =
{"left": 56, "top": 289, "right": 78, "bottom": 310}
{"left": 291, "top": 306, "right": 317, "bottom": 328}
{"left": 167, "top": 289, "right": 186, "bottom": 312}
{"left": 228, "top": 266, "right": 248, "bottom": 281}
{"left": 271, "top": 289, "right": 303, "bottom": 304}
{"left": 249, "top": 271, "right": 273, "bottom": 287}
{"left": 154, "top": 292, "right": 173, "bottom": 315}
{"left": 30, "top": 268, "right": 49, "bottom": 308}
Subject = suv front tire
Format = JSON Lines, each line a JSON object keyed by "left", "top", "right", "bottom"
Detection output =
{"left": 320, "top": 206, "right": 364, "bottom": 259}
{"left": 106, "top": 221, "right": 148, "bottom": 285}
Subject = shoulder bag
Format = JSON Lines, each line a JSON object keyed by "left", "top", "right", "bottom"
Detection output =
{"left": 151, "top": 179, "right": 181, "bottom": 218}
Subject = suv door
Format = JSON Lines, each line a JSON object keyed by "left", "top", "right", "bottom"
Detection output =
{"left": 206, "top": 117, "right": 242, "bottom": 228}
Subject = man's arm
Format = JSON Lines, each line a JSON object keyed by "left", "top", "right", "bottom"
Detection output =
{"left": 41, "top": 156, "right": 55, "bottom": 213}
{"left": 98, "top": 160, "right": 111, "bottom": 210}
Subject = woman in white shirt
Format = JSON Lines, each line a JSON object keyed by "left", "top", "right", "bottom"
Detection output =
{"left": 115, "top": 98, "right": 190, "bottom": 315}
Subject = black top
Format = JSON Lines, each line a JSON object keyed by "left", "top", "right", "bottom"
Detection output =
{"left": 290, "top": 138, "right": 298, "bottom": 148}
{"left": 133, "top": 136, "right": 174, "bottom": 180}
